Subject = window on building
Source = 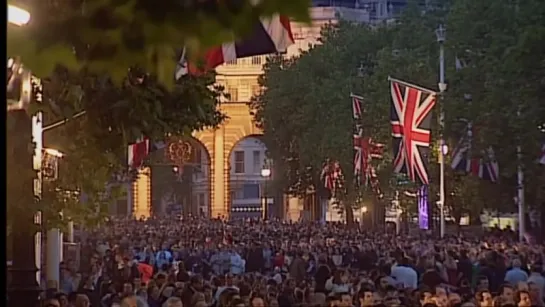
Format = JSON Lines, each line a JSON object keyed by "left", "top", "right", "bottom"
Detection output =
{"left": 234, "top": 151, "right": 245, "bottom": 173}
{"left": 227, "top": 86, "right": 238, "bottom": 102}
{"left": 251, "top": 56, "right": 262, "bottom": 65}
{"left": 243, "top": 184, "right": 260, "bottom": 199}
{"left": 231, "top": 189, "right": 244, "bottom": 200}
{"left": 252, "top": 150, "right": 261, "bottom": 173}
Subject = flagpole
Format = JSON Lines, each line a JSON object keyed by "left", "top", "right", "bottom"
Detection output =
{"left": 436, "top": 25, "right": 447, "bottom": 239}
{"left": 517, "top": 107, "right": 525, "bottom": 242}
{"left": 387, "top": 76, "right": 437, "bottom": 95}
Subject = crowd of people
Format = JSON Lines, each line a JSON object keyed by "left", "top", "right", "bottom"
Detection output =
{"left": 40, "top": 217, "right": 545, "bottom": 307}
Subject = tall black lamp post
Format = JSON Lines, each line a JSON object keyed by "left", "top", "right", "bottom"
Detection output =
{"left": 8, "top": 7, "right": 40, "bottom": 303}
{"left": 7, "top": 60, "right": 41, "bottom": 306}
{"left": 260, "top": 167, "right": 271, "bottom": 220}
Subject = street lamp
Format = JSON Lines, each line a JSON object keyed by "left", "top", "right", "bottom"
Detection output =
{"left": 441, "top": 144, "right": 449, "bottom": 156}
{"left": 261, "top": 168, "right": 271, "bottom": 178}
{"left": 436, "top": 24, "right": 447, "bottom": 239}
{"left": 261, "top": 167, "right": 271, "bottom": 220}
{"left": 8, "top": 5, "right": 30, "bottom": 26}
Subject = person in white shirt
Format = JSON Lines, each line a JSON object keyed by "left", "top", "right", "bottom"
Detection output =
{"left": 390, "top": 257, "right": 418, "bottom": 289}
{"left": 229, "top": 250, "right": 245, "bottom": 275}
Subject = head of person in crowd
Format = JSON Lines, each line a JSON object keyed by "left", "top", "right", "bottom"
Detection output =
{"left": 43, "top": 298, "right": 61, "bottom": 307}
{"left": 358, "top": 286, "right": 375, "bottom": 307}
{"left": 515, "top": 290, "right": 532, "bottom": 307}
{"left": 475, "top": 289, "right": 493, "bottom": 307}
{"left": 74, "top": 293, "right": 90, "bottom": 307}
{"left": 162, "top": 297, "right": 183, "bottom": 307}
{"left": 120, "top": 295, "right": 148, "bottom": 307}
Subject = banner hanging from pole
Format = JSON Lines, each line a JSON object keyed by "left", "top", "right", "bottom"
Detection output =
{"left": 418, "top": 185, "right": 429, "bottom": 230}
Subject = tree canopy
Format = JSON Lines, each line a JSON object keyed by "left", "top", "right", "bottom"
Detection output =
{"left": 252, "top": 0, "right": 545, "bottom": 223}
{"left": 8, "top": 0, "right": 311, "bottom": 85}
{"left": 7, "top": 66, "right": 227, "bottom": 229}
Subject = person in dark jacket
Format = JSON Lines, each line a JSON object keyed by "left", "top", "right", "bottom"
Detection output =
{"left": 314, "top": 255, "right": 332, "bottom": 294}
{"left": 181, "top": 275, "right": 204, "bottom": 307}
{"left": 112, "top": 257, "right": 140, "bottom": 286}
{"left": 289, "top": 252, "right": 308, "bottom": 283}
{"left": 245, "top": 243, "right": 265, "bottom": 273}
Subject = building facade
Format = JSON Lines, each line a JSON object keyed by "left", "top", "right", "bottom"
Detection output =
{"left": 130, "top": 4, "right": 400, "bottom": 219}
{"left": 228, "top": 137, "right": 272, "bottom": 219}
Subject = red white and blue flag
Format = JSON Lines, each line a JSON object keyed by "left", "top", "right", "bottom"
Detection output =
{"left": 451, "top": 123, "right": 499, "bottom": 183}
{"left": 352, "top": 94, "right": 384, "bottom": 189}
{"left": 352, "top": 94, "right": 364, "bottom": 181}
{"left": 128, "top": 137, "right": 150, "bottom": 169}
{"left": 390, "top": 78, "right": 437, "bottom": 184}
{"left": 320, "top": 160, "right": 344, "bottom": 197}
{"left": 176, "top": 15, "right": 294, "bottom": 78}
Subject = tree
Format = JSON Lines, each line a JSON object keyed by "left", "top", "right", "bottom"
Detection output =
{"left": 250, "top": 21, "right": 396, "bottom": 222}
{"left": 8, "top": 0, "right": 311, "bottom": 86}
{"left": 6, "top": 66, "right": 226, "bottom": 230}
{"left": 253, "top": 0, "right": 545, "bottom": 228}
{"left": 446, "top": 0, "right": 545, "bottom": 213}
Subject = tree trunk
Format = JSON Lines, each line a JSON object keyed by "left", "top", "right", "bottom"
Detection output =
{"left": 540, "top": 201, "right": 545, "bottom": 242}
{"left": 344, "top": 202, "right": 354, "bottom": 226}
{"left": 453, "top": 207, "right": 462, "bottom": 234}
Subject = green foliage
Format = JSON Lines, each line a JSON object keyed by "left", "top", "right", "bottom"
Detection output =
{"left": 7, "top": 66, "right": 226, "bottom": 230}
{"left": 446, "top": 0, "right": 545, "bottom": 209}
{"left": 8, "top": 0, "right": 311, "bottom": 86}
{"left": 253, "top": 0, "right": 545, "bottom": 221}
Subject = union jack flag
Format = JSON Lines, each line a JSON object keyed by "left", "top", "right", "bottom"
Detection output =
{"left": 352, "top": 93, "right": 385, "bottom": 188}
{"left": 451, "top": 123, "right": 499, "bottom": 183}
{"left": 321, "top": 160, "right": 334, "bottom": 190}
{"left": 128, "top": 136, "right": 150, "bottom": 169}
{"left": 390, "top": 78, "right": 437, "bottom": 184}
{"left": 354, "top": 135, "right": 384, "bottom": 184}
{"left": 352, "top": 94, "right": 364, "bottom": 182}
{"left": 320, "top": 160, "right": 344, "bottom": 197}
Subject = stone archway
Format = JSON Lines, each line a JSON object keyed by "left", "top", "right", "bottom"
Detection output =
{"left": 146, "top": 137, "right": 211, "bottom": 217}
{"left": 227, "top": 135, "right": 271, "bottom": 219}
{"left": 193, "top": 102, "right": 263, "bottom": 219}
{"left": 186, "top": 137, "right": 212, "bottom": 217}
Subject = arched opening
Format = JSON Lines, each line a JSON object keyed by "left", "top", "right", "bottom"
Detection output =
{"left": 149, "top": 137, "right": 211, "bottom": 217}
{"left": 228, "top": 135, "right": 273, "bottom": 220}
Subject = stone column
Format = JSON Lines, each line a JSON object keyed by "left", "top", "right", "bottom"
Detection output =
{"left": 132, "top": 167, "right": 151, "bottom": 219}
{"left": 46, "top": 228, "right": 61, "bottom": 286}
{"left": 212, "top": 127, "right": 226, "bottom": 218}
{"left": 67, "top": 221, "right": 74, "bottom": 243}
{"left": 126, "top": 182, "right": 132, "bottom": 216}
